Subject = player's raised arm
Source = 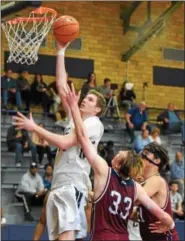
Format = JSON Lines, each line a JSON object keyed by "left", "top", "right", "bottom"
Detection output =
{"left": 65, "top": 85, "right": 108, "bottom": 176}
{"left": 12, "top": 112, "right": 77, "bottom": 150}
{"left": 56, "top": 42, "right": 70, "bottom": 115}
{"left": 135, "top": 182, "right": 175, "bottom": 231}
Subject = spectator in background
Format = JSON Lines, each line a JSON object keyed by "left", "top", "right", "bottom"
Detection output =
{"left": 31, "top": 73, "right": 45, "bottom": 105}
{"left": 181, "top": 199, "right": 185, "bottom": 220}
{"left": 170, "top": 152, "right": 184, "bottom": 198}
{"left": 15, "top": 163, "right": 46, "bottom": 221}
{"left": 97, "top": 78, "right": 113, "bottom": 103}
{"left": 119, "top": 81, "right": 136, "bottom": 110}
{"left": 43, "top": 164, "right": 53, "bottom": 192}
{"left": 1, "top": 208, "right": 6, "bottom": 226}
{"left": 47, "top": 79, "right": 61, "bottom": 115}
{"left": 1, "top": 69, "right": 22, "bottom": 109}
{"left": 104, "top": 141, "right": 115, "bottom": 167}
{"left": 169, "top": 181, "right": 184, "bottom": 220}
{"left": 32, "top": 123, "right": 53, "bottom": 168}
{"left": 149, "top": 127, "right": 162, "bottom": 144}
{"left": 7, "top": 124, "right": 37, "bottom": 167}
{"left": 181, "top": 120, "right": 185, "bottom": 145}
{"left": 132, "top": 127, "right": 152, "bottom": 153}
{"left": 160, "top": 163, "right": 171, "bottom": 183}
{"left": 125, "top": 101, "right": 148, "bottom": 143}
{"left": 157, "top": 103, "right": 182, "bottom": 134}
{"left": 16, "top": 70, "right": 31, "bottom": 111}
{"left": 98, "top": 142, "right": 106, "bottom": 158}
{"left": 31, "top": 74, "right": 53, "bottom": 114}
{"left": 80, "top": 72, "right": 96, "bottom": 102}
{"left": 47, "top": 74, "right": 73, "bottom": 120}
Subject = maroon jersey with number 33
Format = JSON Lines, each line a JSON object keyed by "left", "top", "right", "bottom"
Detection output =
{"left": 89, "top": 168, "right": 137, "bottom": 241}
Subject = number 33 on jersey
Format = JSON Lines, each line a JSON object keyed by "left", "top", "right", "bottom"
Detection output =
{"left": 91, "top": 168, "right": 136, "bottom": 238}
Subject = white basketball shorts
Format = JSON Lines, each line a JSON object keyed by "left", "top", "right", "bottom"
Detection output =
{"left": 128, "top": 220, "right": 142, "bottom": 240}
{"left": 46, "top": 184, "right": 87, "bottom": 240}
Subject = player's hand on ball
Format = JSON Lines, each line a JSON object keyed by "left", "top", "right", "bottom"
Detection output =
{"left": 56, "top": 41, "right": 70, "bottom": 50}
{"left": 12, "top": 112, "right": 36, "bottom": 132}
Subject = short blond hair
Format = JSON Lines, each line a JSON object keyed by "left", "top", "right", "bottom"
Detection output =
{"left": 88, "top": 89, "right": 106, "bottom": 116}
{"left": 119, "top": 151, "right": 144, "bottom": 179}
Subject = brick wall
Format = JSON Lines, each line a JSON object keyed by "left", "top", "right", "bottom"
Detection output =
{"left": 1, "top": 1, "right": 184, "bottom": 109}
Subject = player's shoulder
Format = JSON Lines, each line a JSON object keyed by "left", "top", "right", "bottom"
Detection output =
{"left": 147, "top": 174, "right": 166, "bottom": 187}
{"left": 84, "top": 116, "right": 104, "bottom": 128}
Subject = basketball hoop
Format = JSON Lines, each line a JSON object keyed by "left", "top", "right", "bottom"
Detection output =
{"left": 2, "top": 7, "right": 57, "bottom": 65}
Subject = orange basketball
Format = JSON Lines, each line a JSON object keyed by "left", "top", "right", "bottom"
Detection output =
{"left": 53, "top": 15, "right": 79, "bottom": 43}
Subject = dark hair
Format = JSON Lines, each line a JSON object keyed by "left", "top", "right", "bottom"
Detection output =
{"left": 119, "top": 150, "right": 144, "bottom": 179}
{"left": 104, "top": 78, "right": 111, "bottom": 84}
{"left": 44, "top": 163, "right": 53, "bottom": 170}
{"left": 142, "top": 125, "right": 151, "bottom": 135}
{"left": 38, "top": 122, "right": 44, "bottom": 127}
{"left": 30, "top": 162, "right": 38, "bottom": 169}
{"left": 143, "top": 142, "right": 169, "bottom": 172}
{"left": 87, "top": 72, "right": 96, "bottom": 85}
{"left": 19, "top": 69, "right": 28, "bottom": 74}
{"left": 5, "top": 68, "right": 12, "bottom": 73}
{"left": 169, "top": 181, "right": 179, "bottom": 186}
{"left": 33, "top": 74, "right": 44, "bottom": 84}
{"left": 106, "top": 141, "right": 114, "bottom": 148}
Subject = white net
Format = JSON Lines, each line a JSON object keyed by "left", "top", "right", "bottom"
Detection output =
{"left": 1, "top": 7, "right": 57, "bottom": 65}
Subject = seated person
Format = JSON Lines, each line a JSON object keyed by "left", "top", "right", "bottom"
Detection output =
{"left": 43, "top": 164, "right": 53, "bottom": 192}
{"left": 149, "top": 127, "right": 162, "bottom": 145}
{"left": 47, "top": 80, "right": 60, "bottom": 114}
{"left": 80, "top": 72, "right": 96, "bottom": 103}
{"left": 31, "top": 74, "right": 53, "bottom": 114}
{"left": 1, "top": 208, "right": 6, "bottom": 226}
{"left": 132, "top": 127, "right": 152, "bottom": 153}
{"left": 170, "top": 152, "right": 184, "bottom": 198}
{"left": 16, "top": 70, "right": 31, "bottom": 111}
{"left": 97, "top": 78, "right": 113, "bottom": 103}
{"left": 169, "top": 181, "right": 184, "bottom": 220}
{"left": 32, "top": 123, "right": 53, "bottom": 168}
{"left": 181, "top": 120, "right": 185, "bottom": 145}
{"left": 157, "top": 103, "right": 182, "bottom": 134}
{"left": 119, "top": 81, "right": 136, "bottom": 110}
{"left": 15, "top": 163, "right": 46, "bottom": 221}
{"left": 125, "top": 101, "right": 148, "bottom": 143}
{"left": 1, "top": 69, "right": 22, "bottom": 109}
{"left": 7, "top": 124, "right": 37, "bottom": 167}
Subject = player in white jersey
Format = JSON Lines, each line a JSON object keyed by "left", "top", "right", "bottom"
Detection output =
{"left": 13, "top": 43, "right": 106, "bottom": 240}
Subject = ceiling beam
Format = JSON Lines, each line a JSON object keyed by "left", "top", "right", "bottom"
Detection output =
{"left": 121, "top": 1, "right": 183, "bottom": 62}
{"left": 120, "top": 2, "right": 141, "bottom": 34}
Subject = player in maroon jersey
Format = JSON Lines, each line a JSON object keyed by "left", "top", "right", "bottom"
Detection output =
{"left": 139, "top": 142, "right": 179, "bottom": 241}
{"left": 63, "top": 86, "right": 175, "bottom": 241}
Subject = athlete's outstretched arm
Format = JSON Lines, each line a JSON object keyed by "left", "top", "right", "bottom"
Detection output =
{"left": 65, "top": 85, "right": 108, "bottom": 176}
{"left": 56, "top": 42, "right": 70, "bottom": 115}
{"left": 12, "top": 112, "right": 77, "bottom": 150}
{"left": 136, "top": 183, "right": 174, "bottom": 231}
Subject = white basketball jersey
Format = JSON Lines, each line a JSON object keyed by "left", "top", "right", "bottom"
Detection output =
{"left": 51, "top": 115, "right": 104, "bottom": 194}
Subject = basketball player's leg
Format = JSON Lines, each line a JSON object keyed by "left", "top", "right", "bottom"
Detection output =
{"left": 48, "top": 186, "right": 81, "bottom": 241}
{"left": 33, "top": 193, "right": 48, "bottom": 240}
{"left": 46, "top": 191, "right": 59, "bottom": 241}
{"left": 58, "top": 230, "right": 75, "bottom": 240}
